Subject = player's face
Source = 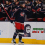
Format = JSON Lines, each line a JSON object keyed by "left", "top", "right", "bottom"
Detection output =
{"left": 26, "top": 26, "right": 31, "bottom": 33}
{"left": 6, "top": 1, "right": 9, "bottom": 4}
{"left": 22, "top": 4, "right": 25, "bottom": 7}
{"left": 25, "top": 1, "right": 27, "bottom": 3}
{"left": 16, "top": 2, "right": 19, "bottom": 5}
{"left": 14, "top": 0, "right": 16, "bottom": 2}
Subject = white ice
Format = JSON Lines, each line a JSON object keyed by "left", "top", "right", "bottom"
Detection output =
{"left": 0, "top": 43, "right": 45, "bottom": 45}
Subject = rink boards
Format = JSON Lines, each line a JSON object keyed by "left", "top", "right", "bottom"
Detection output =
{"left": 0, "top": 22, "right": 45, "bottom": 44}
{"left": 0, "top": 38, "right": 45, "bottom": 44}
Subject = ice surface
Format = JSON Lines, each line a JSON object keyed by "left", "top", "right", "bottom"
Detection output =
{"left": 0, "top": 43, "right": 45, "bottom": 45}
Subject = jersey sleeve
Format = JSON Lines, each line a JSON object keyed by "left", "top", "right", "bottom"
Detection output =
{"left": 13, "top": 9, "right": 20, "bottom": 19}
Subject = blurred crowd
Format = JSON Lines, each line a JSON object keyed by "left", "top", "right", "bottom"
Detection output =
{"left": 0, "top": 0, "right": 45, "bottom": 21}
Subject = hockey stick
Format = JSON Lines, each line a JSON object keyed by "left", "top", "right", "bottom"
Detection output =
{"left": 1, "top": 4, "right": 14, "bottom": 20}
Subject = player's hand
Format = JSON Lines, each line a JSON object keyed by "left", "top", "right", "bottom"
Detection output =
{"left": 10, "top": 20, "right": 13, "bottom": 23}
{"left": 10, "top": 18, "right": 15, "bottom": 23}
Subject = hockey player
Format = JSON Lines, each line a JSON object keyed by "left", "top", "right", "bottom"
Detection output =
{"left": 36, "top": 0, "right": 43, "bottom": 21}
{"left": 31, "top": 1, "right": 38, "bottom": 20}
{"left": 3, "top": 0, "right": 11, "bottom": 20}
{"left": 11, "top": 3, "right": 30, "bottom": 44}
{"left": 38, "top": 0, "right": 43, "bottom": 9}
{"left": 26, "top": 0, "right": 33, "bottom": 11}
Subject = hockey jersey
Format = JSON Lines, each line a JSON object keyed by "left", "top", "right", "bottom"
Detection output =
{"left": 13, "top": 7, "right": 30, "bottom": 23}
{"left": 38, "top": 2, "right": 43, "bottom": 9}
